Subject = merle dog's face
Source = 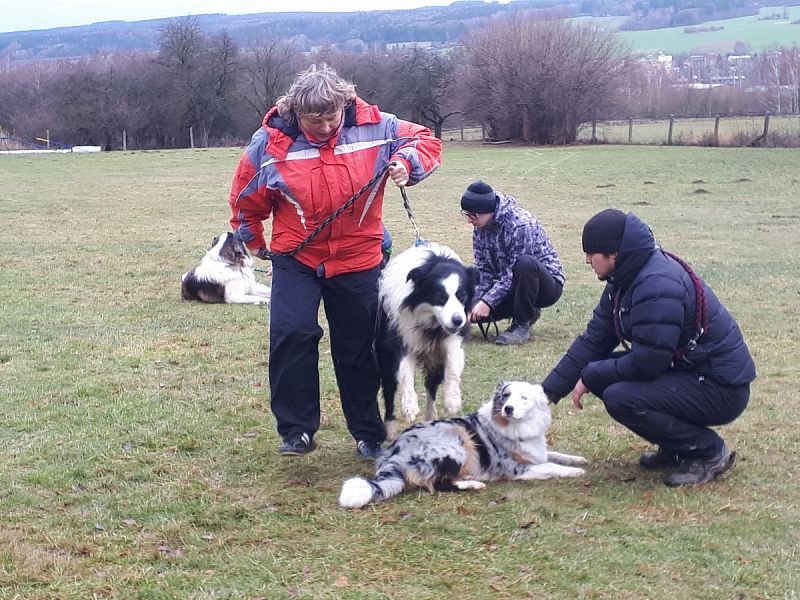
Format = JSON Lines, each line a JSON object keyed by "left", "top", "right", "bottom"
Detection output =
{"left": 405, "top": 261, "right": 478, "bottom": 334}
{"left": 211, "top": 232, "right": 251, "bottom": 266}
{"left": 491, "top": 381, "right": 548, "bottom": 419}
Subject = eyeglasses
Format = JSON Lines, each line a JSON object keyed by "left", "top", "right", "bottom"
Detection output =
{"left": 460, "top": 210, "right": 479, "bottom": 219}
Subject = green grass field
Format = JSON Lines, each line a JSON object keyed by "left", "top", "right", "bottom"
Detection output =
{"left": 574, "top": 5, "right": 800, "bottom": 54}
{"left": 2, "top": 144, "right": 799, "bottom": 598}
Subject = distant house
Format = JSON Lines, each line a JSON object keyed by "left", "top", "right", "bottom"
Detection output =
{"left": 385, "top": 41, "right": 432, "bottom": 51}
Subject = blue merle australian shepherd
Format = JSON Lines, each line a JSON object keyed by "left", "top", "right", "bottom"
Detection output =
{"left": 375, "top": 243, "right": 478, "bottom": 439}
{"left": 339, "top": 381, "right": 587, "bottom": 508}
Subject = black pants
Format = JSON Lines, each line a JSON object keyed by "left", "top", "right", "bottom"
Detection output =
{"left": 600, "top": 370, "right": 750, "bottom": 459}
{"left": 268, "top": 256, "right": 385, "bottom": 444}
{"left": 490, "top": 255, "right": 563, "bottom": 323}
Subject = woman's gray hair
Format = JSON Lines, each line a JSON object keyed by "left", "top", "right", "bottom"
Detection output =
{"left": 275, "top": 63, "right": 357, "bottom": 124}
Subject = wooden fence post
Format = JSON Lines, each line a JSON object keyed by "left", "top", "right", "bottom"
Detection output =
{"left": 628, "top": 117, "right": 633, "bottom": 143}
{"left": 591, "top": 120, "right": 597, "bottom": 144}
{"left": 481, "top": 124, "right": 486, "bottom": 142}
{"left": 189, "top": 126, "right": 195, "bottom": 149}
{"left": 519, "top": 103, "right": 531, "bottom": 143}
{"left": 123, "top": 129, "right": 127, "bottom": 151}
{"left": 667, "top": 115, "right": 675, "bottom": 145}
{"left": 46, "top": 129, "right": 50, "bottom": 149}
{"left": 762, "top": 111, "right": 770, "bottom": 145}
{"left": 460, "top": 124, "right": 464, "bottom": 142}
{"left": 714, "top": 115, "right": 720, "bottom": 146}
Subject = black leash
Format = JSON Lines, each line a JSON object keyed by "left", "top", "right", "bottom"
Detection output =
{"left": 399, "top": 186, "right": 424, "bottom": 246}
{"left": 241, "top": 160, "right": 428, "bottom": 261}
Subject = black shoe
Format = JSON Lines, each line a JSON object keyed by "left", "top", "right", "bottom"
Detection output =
{"left": 495, "top": 321, "right": 531, "bottom": 346}
{"left": 278, "top": 433, "right": 317, "bottom": 456}
{"left": 356, "top": 440, "right": 384, "bottom": 460}
{"left": 664, "top": 443, "right": 736, "bottom": 487}
{"left": 639, "top": 446, "right": 681, "bottom": 470}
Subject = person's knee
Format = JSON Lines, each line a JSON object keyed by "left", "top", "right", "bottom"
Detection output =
{"left": 512, "top": 254, "right": 537, "bottom": 275}
{"left": 601, "top": 383, "right": 636, "bottom": 419}
{"left": 271, "top": 319, "right": 323, "bottom": 348}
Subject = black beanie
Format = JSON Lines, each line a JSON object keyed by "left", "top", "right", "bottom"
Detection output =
{"left": 460, "top": 180, "right": 497, "bottom": 214}
{"left": 582, "top": 209, "right": 627, "bottom": 254}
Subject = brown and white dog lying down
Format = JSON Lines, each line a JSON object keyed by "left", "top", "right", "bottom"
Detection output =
{"left": 339, "top": 381, "right": 587, "bottom": 508}
{"left": 181, "top": 232, "right": 271, "bottom": 305}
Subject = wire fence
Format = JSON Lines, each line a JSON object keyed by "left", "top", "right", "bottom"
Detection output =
{"left": 441, "top": 113, "right": 800, "bottom": 147}
{"left": 579, "top": 112, "right": 800, "bottom": 146}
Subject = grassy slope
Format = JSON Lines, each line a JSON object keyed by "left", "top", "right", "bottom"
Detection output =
{"left": 574, "top": 6, "right": 800, "bottom": 54}
{"left": 1, "top": 144, "right": 799, "bottom": 598}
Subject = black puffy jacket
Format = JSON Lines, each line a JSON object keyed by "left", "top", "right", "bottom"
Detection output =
{"left": 543, "top": 213, "right": 756, "bottom": 401}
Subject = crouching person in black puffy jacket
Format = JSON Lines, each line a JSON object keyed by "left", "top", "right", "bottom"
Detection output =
{"left": 543, "top": 209, "right": 756, "bottom": 487}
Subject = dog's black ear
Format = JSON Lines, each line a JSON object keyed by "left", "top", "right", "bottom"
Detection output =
{"left": 465, "top": 266, "right": 479, "bottom": 293}
{"left": 462, "top": 266, "right": 479, "bottom": 307}
{"left": 407, "top": 262, "right": 434, "bottom": 284}
{"left": 493, "top": 380, "right": 510, "bottom": 400}
{"left": 210, "top": 236, "right": 220, "bottom": 249}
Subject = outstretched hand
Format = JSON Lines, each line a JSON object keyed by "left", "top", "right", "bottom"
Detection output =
{"left": 572, "top": 379, "right": 590, "bottom": 410}
{"left": 388, "top": 162, "right": 409, "bottom": 187}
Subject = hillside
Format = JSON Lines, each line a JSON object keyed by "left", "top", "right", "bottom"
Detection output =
{"left": 1, "top": 0, "right": 797, "bottom": 62}
{"left": 584, "top": 5, "right": 800, "bottom": 54}
{"left": 0, "top": 0, "right": 575, "bottom": 60}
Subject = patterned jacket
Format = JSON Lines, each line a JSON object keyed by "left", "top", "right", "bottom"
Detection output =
{"left": 229, "top": 97, "right": 442, "bottom": 278}
{"left": 472, "top": 193, "right": 564, "bottom": 309}
{"left": 543, "top": 212, "right": 756, "bottom": 401}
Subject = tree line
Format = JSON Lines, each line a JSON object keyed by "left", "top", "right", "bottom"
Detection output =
{"left": 0, "top": 13, "right": 798, "bottom": 149}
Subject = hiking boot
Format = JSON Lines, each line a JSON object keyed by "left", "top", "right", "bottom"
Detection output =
{"left": 356, "top": 439, "right": 384, "bottom": 460}
{"left": 639, "top": 446, "right": 681, "bottom": 470}
{"left": 495, "top": 321, "right": 531, "bottom": 345}
{"left": 664, "top": 443, "right": 736, "bottom": 487}
{"left": 278, "top": 433, "right": 317, "bottom": 456}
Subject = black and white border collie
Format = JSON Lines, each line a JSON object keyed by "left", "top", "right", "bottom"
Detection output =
{"left": 339, "top": 381, "right": 588, "bottom": 508}
{"left": 181, "top": 232, "right": 271, "bottom": 305}
{"left": 376, "top": 242, "right": 478, "bottom": 439}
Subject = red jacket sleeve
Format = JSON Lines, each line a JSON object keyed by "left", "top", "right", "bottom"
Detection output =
{"left": 228, "top": 151, "right": 274, "bottom": 250}
{"left": 390, "top": 120, "right": 442, "bottom": 186}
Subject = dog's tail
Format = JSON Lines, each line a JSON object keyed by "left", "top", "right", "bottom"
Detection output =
{"left": 339, "top": 464, "right": 405, "bottom": 508}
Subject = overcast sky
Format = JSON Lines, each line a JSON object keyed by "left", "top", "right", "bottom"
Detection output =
{"left": 0, "top": 0, "right": 469, "bottom": 33}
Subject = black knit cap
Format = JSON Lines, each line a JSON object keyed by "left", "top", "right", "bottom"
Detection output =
{"left": 460, "top": 180, "right": 497, "bottom": 214}
{"left": 582, "top": 208, "right": 627, "bottom": 254}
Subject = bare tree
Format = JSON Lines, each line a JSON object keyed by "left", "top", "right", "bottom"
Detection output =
{"left": 156, "top": 17, "right": 240, "bottom": 147}
{"left": 238, "top": 38, "right": 302, "bottom": 121}
{"left": 463, "top": 13, "right": 631, "bottom": 144}
{"left": 398, "top": 48, "right": 463, "bottom": 139}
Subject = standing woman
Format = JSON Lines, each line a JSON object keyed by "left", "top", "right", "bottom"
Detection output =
{"left": 229, "top": 64, "right": 442, "bottom": 458}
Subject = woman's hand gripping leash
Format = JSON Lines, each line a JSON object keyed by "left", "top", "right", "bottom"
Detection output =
{"left": 387, "top": 161, "right": 409, "bottom": 187}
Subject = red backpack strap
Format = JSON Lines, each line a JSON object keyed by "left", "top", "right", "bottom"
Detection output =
{"left": 663, "top": 250, "right": 709, "bottom": 363}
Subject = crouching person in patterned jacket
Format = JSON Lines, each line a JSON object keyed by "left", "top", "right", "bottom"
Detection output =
{"left": 229, "top": 64, "right": 442, "bottom": 460}
{"left": 461, "top": 181, "right": 565, "bottom": 345}
{"left": 543, "top": 209, "right": 756, "bottom": 487}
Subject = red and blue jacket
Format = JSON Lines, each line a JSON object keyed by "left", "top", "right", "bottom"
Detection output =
{"left": 229, "top": 97, "right": 442, "bottom": 277}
